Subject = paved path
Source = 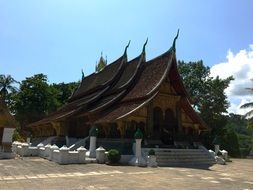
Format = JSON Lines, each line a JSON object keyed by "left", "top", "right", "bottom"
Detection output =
{"left": 0, "top": 158, "right": 252, "bottom": 190}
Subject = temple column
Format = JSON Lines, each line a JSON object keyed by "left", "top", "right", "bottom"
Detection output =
{"left": 146, "top": 102, "right": 153, "bottom": 137}
{"left": 117, "top": 121, "right": 126, "bottom": 138}
{"left": 176, "top": 101, "right": 182, "bottom": 132}
{"left": 51, "top": 122, "right": 62, "bottom": 136}
{"left": 102, "top": 124, "right": 110, "bottom": 138}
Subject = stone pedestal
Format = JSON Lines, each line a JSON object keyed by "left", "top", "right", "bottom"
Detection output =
{"left": 129, "top": 138, "right": 146, "bottom": 166}
{"left": 220, "top": 150, "right": 228, "bottom": 161}
{"left": 49, "top": 144, "right": 59, "bottom": 161}
{"left": 59, "top": 146, "right": 70, "bottom": 164}
{"left": 44, "top": 144, "right": 51, "bottom": 158}
{"left": 96, "top": 146, "right": 105, "bottom": 164}
{"left": 214, "top": 144, "right": 220, "bottom": 155}
{"left": 77, "top": 146, "right": 87, "bottom": 163}
{"left": 87, "top": 136, "right": 96, "bottom": 158}
{"left": 147, "top": 155, "right": 157, "bottom": 167}
{"left": 20, "top": 143, "right": 29, "bottom": 157}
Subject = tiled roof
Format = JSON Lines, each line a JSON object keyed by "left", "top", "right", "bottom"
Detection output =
{"left": 28, "top": 39, "right": 208, "bottom": 130}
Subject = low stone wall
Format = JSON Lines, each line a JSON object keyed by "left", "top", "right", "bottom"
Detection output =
{"left": 12, "top": 142, "right": 88, "bottom": 165}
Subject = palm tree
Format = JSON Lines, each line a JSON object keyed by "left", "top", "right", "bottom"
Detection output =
{"left": 240, "top": 80, "right": 253, "bottom": 124}
{"left": 0, "top": 74, "right": 19, "bottom": 99}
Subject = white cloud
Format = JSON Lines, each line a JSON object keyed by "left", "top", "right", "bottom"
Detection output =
{"left": 210, "top": 45, "right": 253, "bottom": 115}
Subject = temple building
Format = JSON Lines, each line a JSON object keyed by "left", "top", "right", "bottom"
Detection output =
{"left": 28, "top": 33, "right": 208, "bottom": 146}
{"left": 0, "top": 97, "right": 17, "bottom": 158}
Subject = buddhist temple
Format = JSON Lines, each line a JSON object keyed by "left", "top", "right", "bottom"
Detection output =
{"left": 28, "top": 32, "right": 208, "bottom": 147}
{"left": 0, "top": 96, "right": 17, "bottom": 157}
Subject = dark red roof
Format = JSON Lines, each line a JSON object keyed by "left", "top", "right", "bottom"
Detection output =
{"left": 28, "top": 39, "right": 208, "bottom": 130}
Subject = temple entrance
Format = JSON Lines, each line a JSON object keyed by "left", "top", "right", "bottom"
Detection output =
{"left": 152, "top": 107, "right": 178, "bottom": 145}
{"left": 153, "top": 107, "right": 163, "bottom": 139}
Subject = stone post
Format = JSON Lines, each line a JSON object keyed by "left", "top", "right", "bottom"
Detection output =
{"left": 44, "top": 144, "right": 51, "bottom": 158}
{"left": 20, "top": 143, "right": 29, "bottom": 157}
{"left": 87, "top": 126, "right": 98, "bottom": 158}
{"left": 37, "top": 143, "right": 44, "bottom": 157}
{"left": 65, "top": 136, "right": 69, "bottom": 147}
{"left": 77, "top": 146, "right": 87, "bottom": 163}
{"left": 26, "top": 137, "right": 31, "bottom": 144}
{"left": 59, "top": 145, "right": 70, "bottom": 164}
{"left": 214, "top": 145, "right": 220, "bottom": 155}
{"left": 96, "top": 146, "right": 106, "bottom": 164}
{"left": 213, "top": 136, "right": 222, "bottom": 155}
{"left": 49, "top": 144, "right": 59, "bottom": 161}
{"left": 129, "top": 128, "right": 146, "bottom": 166}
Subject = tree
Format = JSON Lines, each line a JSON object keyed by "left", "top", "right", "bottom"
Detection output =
{"left": 240, "top": 82, "right": 253, "bottom": 129}
{"left": 11, "top": 74, "right": 80, "bottom": 128}
{"left": 178, "top": 60, "right": 233, "bottom": 131}
{"left": 178, "top": 60, "right": 234, "bottom": 150}
{"left": 12, "top": 74, "right": 53, "bottom": 127}
{"left": 49, "top": 82, "right": 79, "bottom": 109}
{"left": 0, "top": 74, "right": 19, "bottom": 100}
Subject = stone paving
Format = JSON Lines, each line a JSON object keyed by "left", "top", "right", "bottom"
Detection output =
{"left": 0, "top": 157, "right": 252, "bottom": 190}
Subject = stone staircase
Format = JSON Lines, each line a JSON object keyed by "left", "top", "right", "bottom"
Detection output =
{"left": 143, "top": 147, "right": 216, "bottom": 167}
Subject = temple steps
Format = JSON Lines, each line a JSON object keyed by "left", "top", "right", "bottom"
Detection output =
{"left": 143, "top": 147, "right": 216, "bottom": 167}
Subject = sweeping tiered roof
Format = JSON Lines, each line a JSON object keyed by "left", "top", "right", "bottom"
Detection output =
{"left": 29, "top": 33, "right": 207, "bottom": 130}
{"left": 0, "top": 97, "right": 17, "bottom": 129}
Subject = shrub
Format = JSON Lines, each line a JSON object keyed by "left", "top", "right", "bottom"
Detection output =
{"left": 148, "top": 149, "right": 155, "bottom": 156}
{"left": 12, "top": 127, "right": 25, "bottom": 142}
{"left": 107, "top": 149, "right": 121, "bottom": 164}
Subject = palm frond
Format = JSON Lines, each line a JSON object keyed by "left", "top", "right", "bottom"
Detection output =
{"left": 240, "top": 102, "right": 253, "bottom": 109}
{"left": 244, "top": 109, "right": 253, "bottom": 119}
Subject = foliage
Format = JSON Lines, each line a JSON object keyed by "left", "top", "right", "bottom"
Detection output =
{"left": 226, "top": 113, "right": 252, "bottom": 136}
{"left": 240, "top": 82, "right": 253, "bottom": 129}
{"left": 178, "top": 60, "right": 233, "bottom": 135}
{"left": 0, "top": 75, "right": 19, "bottom": 109}
{"left": 148, "top": 149, "right": 155, "bottom": 155}
{"left": 10, "top": 74, "right": 79, "bottom": 128}
{"left": 49, "top": 82, "right": 79, "bottom": 108}
{"left": 11, "top": 74, "right": 52, "bottom": 127}
{"left": 237, "top": 134, "right": 252, "bottom": 157}
{"left": 224, "top": 113, "right": 253, "bottom": 157}
{"left": 0, "top": 74, "right": 19, "bottom": 98}
{"left": 134, "top": 128, "right": 143, "bottom": 139}
{"left": 107, "top": 149, "right": 121, "bottom": 164}
{"left": 220, "top": 127, "right": 241, "bottom": 157}
{"left": 12, "top": 126, "right": 25, "bottom": 142}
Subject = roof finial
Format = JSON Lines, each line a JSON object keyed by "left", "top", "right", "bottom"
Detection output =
{"left": 81, "top": 69, "right": 85, "bottom": 79}
{"left": 172, "top": 29, "right": 179, "bottom": 51}
{"left": 142, "top": 38, "right": 148, "bottom": 53}
{"left": 124, "top": 40, "right": 131, "bottom": 55}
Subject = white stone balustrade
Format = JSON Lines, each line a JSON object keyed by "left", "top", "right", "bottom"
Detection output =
{"left": 49, "top": 144, "right": 59, "bottom": 160}
{"left": 44, "top": 144, "right": 51, "bottom": 158}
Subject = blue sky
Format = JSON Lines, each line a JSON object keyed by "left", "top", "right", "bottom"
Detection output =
{"left": 1, "top": 0, "right": 253, "bottom": 113}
